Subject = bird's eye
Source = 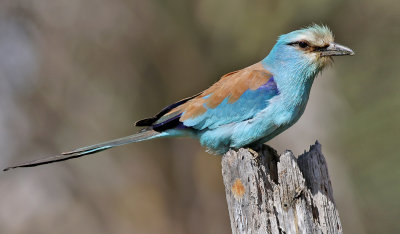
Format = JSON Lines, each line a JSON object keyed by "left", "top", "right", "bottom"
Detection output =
{"left": 298, "top": 41, "right": 309, "bottom": 48}
{"left": 287, "top": 41, "right": 310, "bottom": 49}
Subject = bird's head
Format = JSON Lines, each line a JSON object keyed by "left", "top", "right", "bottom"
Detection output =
{"left": 263, "top": 25, "right": 354, "bottom": 76}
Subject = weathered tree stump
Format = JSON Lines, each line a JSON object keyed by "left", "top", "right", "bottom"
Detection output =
{"left": 221, "top": 142, "right": 342, "bottom": 234}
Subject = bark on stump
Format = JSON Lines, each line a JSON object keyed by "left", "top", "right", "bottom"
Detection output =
{"left": 222, "top": 142, "right": 342, "bottom": 234}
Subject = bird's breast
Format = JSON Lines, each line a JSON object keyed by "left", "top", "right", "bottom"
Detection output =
{"left": 268, "top": 87, "right": 311, "bottom": 126}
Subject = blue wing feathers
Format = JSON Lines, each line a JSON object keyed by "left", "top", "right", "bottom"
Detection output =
{"left": 136, "top": 70, "right": 278, "bottom": 134}
{"left": 183, "top": 77, "right": 278, "bottom": 130}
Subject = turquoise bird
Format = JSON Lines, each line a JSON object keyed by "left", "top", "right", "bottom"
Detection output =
{"left": 4, "top": 25, "right": 354, "bottom": 171}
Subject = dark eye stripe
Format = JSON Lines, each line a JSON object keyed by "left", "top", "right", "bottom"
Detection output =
{"left": 287, "top": 41, "right": 310, "bottom": 48}
{"left": 313, "top": 44, "right": 329, "bottom": 51}
{"left": 287, "top": 41, "right": 299, "bottom": 46}
{"left": 288, "top": 41, "right": 330, "bottom": 51}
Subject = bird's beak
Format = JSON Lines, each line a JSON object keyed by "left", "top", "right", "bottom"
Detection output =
{"left": 320, "top": 43, "right": 355, "bottom": 57}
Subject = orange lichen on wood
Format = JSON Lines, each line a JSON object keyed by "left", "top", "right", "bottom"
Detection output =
{"left": 232, "top": 178, "right": 245, "bottom": 200}
{"left": 166, "top": 63, "right": 273, "bottom": 121}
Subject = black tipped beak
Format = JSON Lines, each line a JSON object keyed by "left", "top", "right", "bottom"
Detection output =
{"left": 320, "top": 43, "right": 355, "bottom": 57}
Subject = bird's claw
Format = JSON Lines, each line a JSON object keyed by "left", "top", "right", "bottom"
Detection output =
{"left": 247, "top": 148, "right": 259, "bottom": 157}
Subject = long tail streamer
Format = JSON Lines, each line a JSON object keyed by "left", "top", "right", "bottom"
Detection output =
{"left": 3, "top": 130, "right": 160, "bottom": 171}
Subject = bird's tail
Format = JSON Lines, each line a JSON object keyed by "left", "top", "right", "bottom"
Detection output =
{"left": 3, "top": 129, "right": 162, "bottom": 171}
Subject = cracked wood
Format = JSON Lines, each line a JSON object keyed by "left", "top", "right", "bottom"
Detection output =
{"left": 221, "top": 142, "right": 342, "bottom": 234}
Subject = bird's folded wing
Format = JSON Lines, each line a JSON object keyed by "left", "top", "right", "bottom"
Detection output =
{"left": 136, "top": 62, "right": 279, "bottom": 131}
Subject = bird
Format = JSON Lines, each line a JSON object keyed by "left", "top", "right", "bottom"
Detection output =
{"left": 3, "top": 24, "right": 354, "bottom": 171}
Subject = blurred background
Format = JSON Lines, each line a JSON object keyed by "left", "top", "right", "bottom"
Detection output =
{"left": 0, "top": 0, "right": 399, "bottom": 233}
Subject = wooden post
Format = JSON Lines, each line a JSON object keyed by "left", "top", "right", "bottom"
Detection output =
{"left": 221, "top": 142, "right": 342, "bottom": 234}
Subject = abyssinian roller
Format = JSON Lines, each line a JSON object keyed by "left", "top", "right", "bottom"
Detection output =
{"left": 4, "top": 25, "right": 354, "bottom": 171}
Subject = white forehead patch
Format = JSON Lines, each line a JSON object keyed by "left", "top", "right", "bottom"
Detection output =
{"left": 290, "top": 25, "right": 334, "bottom": 47}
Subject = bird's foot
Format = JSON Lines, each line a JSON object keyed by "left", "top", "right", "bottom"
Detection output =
{"left": 246, "top": 147, "right": 260, "bottom": 157}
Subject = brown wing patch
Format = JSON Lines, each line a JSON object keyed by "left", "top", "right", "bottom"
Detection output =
{"left": 221, "top": 70, "right": 240, "bottom": 78}
{"left": 179, "top": 101, "right": 207, "bottom": 121}
{"left": 168, "top": 62, "right": 273, "bottom": 121}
